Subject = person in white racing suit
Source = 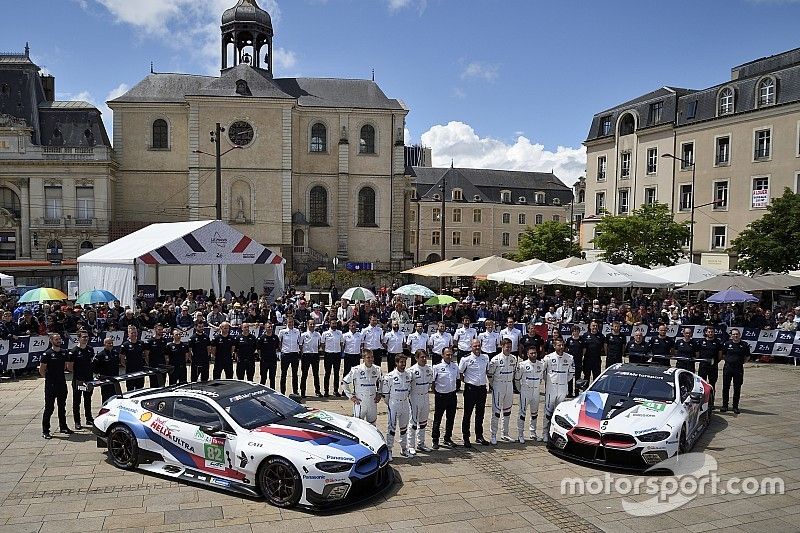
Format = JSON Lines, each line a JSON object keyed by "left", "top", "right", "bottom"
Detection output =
{"left": 487, "top": 338, "right": 518, "bottom": 444}
{"left": 515, "top": 345, "right": 545, "bottom": 443}
{"left": 542, "top": 338, "right": 575, "bottom": 443}
{"left": 408, "top": 349, "right": 434, "bottom": 453}
{"left": 341, "top": 349, "right": 382, "bottom": 425}
{"left": 382, "top": 354, "right": 414, "bottom": 460}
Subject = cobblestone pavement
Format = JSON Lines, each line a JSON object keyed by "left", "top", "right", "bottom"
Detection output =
{"left": 0, "top": 362, "right": 798, "bottom": 532}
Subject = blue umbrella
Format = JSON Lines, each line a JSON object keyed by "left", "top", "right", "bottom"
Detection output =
{"left": 705, "top": 288, "right": 758, "bottom": 304}
{"left": 75, "top": 289, "right": 119, "bottom": 305}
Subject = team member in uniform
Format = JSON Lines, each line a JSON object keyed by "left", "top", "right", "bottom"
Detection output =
{"left": 431, "top": 347, "right": 459, "bottom": 449}
{"left": 299, "top": 319, "right": 322, "bottom": 398}
{"left": 605, "top": 321, "right": 626, "bottom": 367}
{"left": 321, "top": 319, "right": 344, "bottom": 397}
{"left": 696, "top": 327, "right": 723, "bottom": 410}
{"left": 257, "top": 323, "right": 279, "bottom": 388}
{"left": 488, "top": 338, "right": 518, "bottom": 444}
{"left": 211, "top": 322, "right": 236, "bottom": 380}
{"left": 500, "top": 317, "right": 522, "bottom": 357}
{"left": 382, "top": 354, "right": 414, "bottom": 460}
{"left": 648, "top": 324, "right": 674, "bottom": 366}
{"left": 93, "top": 337, "right": 121, "bottom": 402}
{"left": 120, "top": 326, "right": 146, "bottom": 390}
{"left": 342, "top": 320, "right": 364, "bottom": 385}
{"left": 341, "top": 349, "right": 382, "bottom": 424}
{"left": 69, "top": 331, "right": 94, "bottom": 429}
{"left": 428, "top": 322, "right": 452, "bottom": 366}
{"left": 453, "top": 316, "right": 476, "bottom": 390}
{"left": 542, "top": 338, "right": 575, "bottom": 443}
{"left": 721, "top": 328, "right": 750, "bottom": 414}
{"left": 166, "top": 329, "right": 189, "bottom": 384}
{"left": 40, "top": 333, "right": 73, "bottom": 439}
{"left": 478, "top": 319, "right": 501, "bottom": 357}
{"left": 234, "top": 323, "right": 258, "bottom": 381}
{"left": 564, "top": 325, "right": 584, "bottom": 396}
{"left": 406, "top": 322, "right": 429, "bottom": 361}
{"left": 674, "top": 327, "right": 697, "bottom": 371}
{"left": 459, "top": 339, "right": 491, "bottom": 447}
{"left": 627, "top": 329, "right": 650, "bottom": 363}
{"left": 520, "top": 324, "right": 545, "bottom": 361}
{"left": 382, "top": 321, "right": 406, "bottom": 377}
{"left": 188, "top": 321, "right": 212, "bottom": 382}
{"left": 581, "top": 321, "right": 605, "bottom": 383}
{"left": 144, "top": 324, "right": 168, "bottom": 387}
{"left": 408, "top": 349, "right": 434, "bottom": 453}
{"left": 278, "top": 316, "right": 302, "bottom": 395}
{"left": 515, "top": 345, "right": 545, "bottom": 442}
{"left": 362, "top": 314, "right": 385, "bottom": 368}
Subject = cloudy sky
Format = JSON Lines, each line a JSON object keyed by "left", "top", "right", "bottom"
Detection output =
{"left": 5, "top": 0, "right": 800, "bottom": 185}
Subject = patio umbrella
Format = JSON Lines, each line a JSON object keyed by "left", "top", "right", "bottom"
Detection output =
{"left": 519, "top": 258, "right": 544, "bottom": 266}
{"left": 393, "top": 284, "right": 436, "bottom": 298}
{"left": 650, "top": 263, "right": 720, "bottom": 288}
{"left": 528, "top": 261, "right": 631, "bottom": 287}
{"left": 705, "top": 288, "right": 759, "bottom": 304}
{"left": 552, "top": 256, "right": 588, "bottom": 268}
{"left": 442, "top": 255, "right": 521, "bottom": 279}
{"left": 424, "top": 294, "right": 459, "bottom": 306}
{"left": 401, "top": 257, "right": 471, "bottom": 277}
{"left": 680, "top": 271, "right": 788, "bottom": 292}
{"left": 341, "top": 287, "right": 377, "bottom": 301}
{"left": 612, "top": 263, "right": 673, "bottom": 288}
{"left": 487, "top": 262, "right": 557, "bottom": 285}
{"left": 75, "top": 289, "right": 119, "bottom": 305}
{"left": 754, "top": 273, "right": 800, "bottom": 288}
{"left": 17, "top": 287, "right": 68, "bottom": 303}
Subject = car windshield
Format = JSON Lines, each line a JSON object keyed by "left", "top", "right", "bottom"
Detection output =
{"left": 224, "top": 387, "right": 307, "bottom": 429}
{"left": 589, "top": 371, "right": 675, "bottom": 402}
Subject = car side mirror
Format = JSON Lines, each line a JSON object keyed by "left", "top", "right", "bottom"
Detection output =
{"left": 689, "top": 392, "right": 703, "bottom": 404}
{"left": 199, "top": 424, "right": 226, "bottom": 438}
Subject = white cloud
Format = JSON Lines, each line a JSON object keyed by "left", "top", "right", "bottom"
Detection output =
{"left": 404, "top": 127, "right": 413, "bottom": 145}
{"left": 273, "top": 47, "right": 297, "bottom": 70}
{"left": 387, "top": 0, "right": 427, "bottom": 14}
{"left": 451, "top": 87, "right": 466, "bottom": 99}
{"left": 420, "top": 121, "right": 586, "bottom": 186}
{"left": 461, "top": 61, "right": 499, "bottom": 82}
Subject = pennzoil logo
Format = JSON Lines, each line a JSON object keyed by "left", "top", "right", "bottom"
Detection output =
{"left": 140, "top": 412, "right": 153, "bottom": 422}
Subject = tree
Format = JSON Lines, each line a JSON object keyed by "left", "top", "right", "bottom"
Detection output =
{"left": 515, "top": 221, "right": 582, "bottom": 263}
{"left": 731, "top": 188, "right": 800, "bottom": 273}
{"left": 592, "top": 202, "right": 689, "bottom": 267}
{"left": 307, "top": 269, "right": 333, "bottom": 290}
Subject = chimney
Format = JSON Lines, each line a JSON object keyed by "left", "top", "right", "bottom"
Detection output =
{"left": 41, "top": 74, "right": 55, "bottom": 102}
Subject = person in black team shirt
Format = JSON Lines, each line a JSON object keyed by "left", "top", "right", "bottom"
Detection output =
{"left": 564, "top": 325, "right": 583, "bottom": 396}
{"left": 674, "top": 327, "right": 697, "bottom": 372}
{"left": 648, "top": 324, "right": 674, "bottom": 366}
{"left": 520, "top": 323, "right": 544, "bottom": 361}
{"left": 211, "top": 321, "right": 235, "bottom": 379}
{"left": 258, "top": 322, "right": 279, "bottom": 388}
{"left": 627, "top": 329, "right": 650, "bottom": 363}
{"left": 605, "top": 321, "right": 626, "bottom": 367}
{"left": 167, "top": 329, "right": 189, "bottom": 384}
{"left": 581, "top": 321, "right": 605, "bottom": 382}
{"left": 235, "top": 322, "right": 258, "bottom": 381}
{"left": 696, "top": 327, "right": 722, "bottom": 410}
{"left": 92, "top": 337, "right": 120, "bottom": 403}
{"left": 69, "top": 331, "right": 95, "bottom": 429}
{"left": 721, "top": 328, "right": 750, "bottom": 414}
{"left": 144, "top": 324, "right": 169, "bottom": 387}
{"left": 40, "top": 333, "right": 73, "bottom": 439}
{"left": 120, "top": 326, "right": 146, "bottom": 390}
{"left": 188, "top": 321, "right": 211, "bottom": 382}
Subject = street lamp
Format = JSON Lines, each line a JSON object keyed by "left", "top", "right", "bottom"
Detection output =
{"left": 662, "top": 152, "right": 697, "bottom": 263}
{"left": 193, "top": 123, "right": 243, "bottom": 220}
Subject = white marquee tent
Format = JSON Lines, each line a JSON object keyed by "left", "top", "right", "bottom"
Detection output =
{"left": 78, "top": 221, "right": 285, "bottom": 308}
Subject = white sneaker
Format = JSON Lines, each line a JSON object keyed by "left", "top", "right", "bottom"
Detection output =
{"left": 417, "top": 444, "right": 431, "bottom": 452}
{"left": 518, "top": 436, "right": 525, "bottom": 444}
{"left": 501, "top": 435, "right": 513, "bottom": 442}
{"left": 530, "top": 432, "right": 538, "bottom": 441}
{"left": 540, "top": 434, "right": 547, "bottom": 443}
{"left": 490, "top": 436, "right": 497, "bottom": 445}
{"left": 408, "top": 447, "right": 417, "bottom": 456}
{"left": 400, "top": 448, "right": 411, "bottom": 458}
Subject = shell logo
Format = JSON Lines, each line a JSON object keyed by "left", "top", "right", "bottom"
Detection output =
{"left": 140, "top": 412, "right": 153, "bottom": 423}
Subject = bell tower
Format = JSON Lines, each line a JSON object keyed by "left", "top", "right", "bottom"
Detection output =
{"left": 221, "top": 0, "right": 274, "bottom": 74}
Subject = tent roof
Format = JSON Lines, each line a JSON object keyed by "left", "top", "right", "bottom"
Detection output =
{"left": 442, "top": 256, "right": 521, "bottom": 279}
{"left": 401, "top": 257, "right": 471, "bottom": 277}
{"left": 77, "top": 220, "right": 285, "bottom": 266}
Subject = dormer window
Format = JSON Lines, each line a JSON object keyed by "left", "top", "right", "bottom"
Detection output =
{"left": 718, "top": 87, "right": 734, "bottom": 115}
{"left": 757, "top": 77, "right": 775, "bottom": 107}
{"left": 534, "top": 192, "right": 545, "bottom": 204}
{"left": 552, "top": 198, "right": 561, "bottom": 206}
{"left": 452, "top": 188, "right": 463, "bottom": 201}
{"left": 500, "top": 190, "right": 512, "bottom": 203}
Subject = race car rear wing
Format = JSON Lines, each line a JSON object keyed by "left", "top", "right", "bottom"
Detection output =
{"left": 81, "top": 366, "right": 172, "bottom": 397}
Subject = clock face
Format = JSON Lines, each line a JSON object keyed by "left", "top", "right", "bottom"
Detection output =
{"left": 228, "top": 121, "right": 254, "bottom": 146}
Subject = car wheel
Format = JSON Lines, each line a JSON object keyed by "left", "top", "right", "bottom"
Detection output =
{"left": 107, "top": 424, "right": 139, "bottom": 470}
{"left": 258, "top": 457, "right": 302, "bottom": 508}
{"left": 678, "top": 427, "right": 689, "bottom": 455}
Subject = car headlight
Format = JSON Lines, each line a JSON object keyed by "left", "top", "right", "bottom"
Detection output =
{"left": 637, "top": 431, "right": 671, "bottom": 442}
{"left": 554, "top": 415, "right": 574, "bottom": 430}
{"left": 315, "top": 461, "right": 352, "bottom": 473}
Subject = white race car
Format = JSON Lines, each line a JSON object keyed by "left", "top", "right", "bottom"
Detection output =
{"left": 548, "top": 363, "right": 712, "bottom": 470}
{"left": 93, "top": 378, "right": 392, "bottom": 509}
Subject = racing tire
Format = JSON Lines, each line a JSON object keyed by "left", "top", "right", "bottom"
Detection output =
{"left": 257, "top": 456, "right": 302, "bottom": 508}
{"left": 677, "top": 427, "right": 689, "bottom": 455}
{"left": 107, "top": 424, "right": 139, "bottom": 470}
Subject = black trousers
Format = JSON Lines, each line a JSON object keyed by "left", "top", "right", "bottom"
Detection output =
{"left": 606, "top": 353, "right": 623, "bottom": 368}
{"left": 126, "top": 377, "right": 145, "bottom": 391}
{"left": 237, "top": 359, "right": 256, "bottom": 381}
{"left": 170, "top": 363, "right": 188, "bottom": 385}
{"left": 431, "top": 352, "right": 443, "bottom": 366}
{"left": 387, "top": 352, "right": 397, "bottom": 373}
{"left": 676, "top": 358, "right": 696, "bottom": 372}
{"left": 371, "top": 348, "right": 386, "bottom": 368}
{"left": 72, "top": 380, "right": 93, "bottom": 423}
{"left": 300, "top": 353, "right": 321, "bottom": 396}
{"left": 260, "top": 359, "right": 277, "bottom": 388}
{"left": 698, "top": 362, "right": 718, "bottom": 386}
{"left": 462, "top": 383, "right": 487, "bottom": 442}
{"left": 213, "top": 358, "right": 234, "bottom": 380}
{"left": 100, "top": 385, "right": 116, "bottom": 404}
{"left": 323, "top": 352, "right": 341, "bottom": 394}
{"left": 651, "top": 355, "right": 671, "bottom": 367}
{"left": 43, "top": 380, "right": 68, "bottom": 433}
{"left": 583, "top": 356, "right": 601, "bottom": 383}
{"left": 722, "top": 365, "right": 744, "bottom": 409}
{"left": 191, "top": 362, "right": 210, "bottom": 382}
{"left": 342, "top": 353, "right": 361, "bottom": 380}
{"left": 280, "top": 352, "right": 300, "bottom": 395}
{"left": 569, "top": 354, "right": 583, "bottom": 396}
{"left": 432, "top": 390, "right": 457, "bottom": 443}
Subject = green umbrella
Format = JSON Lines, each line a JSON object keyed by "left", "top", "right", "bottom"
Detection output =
{"left": 341, "top": 286, "right": 377, "bottom": 301}
{"left": 424, "top": 294, "right": 458, "bottom": 306}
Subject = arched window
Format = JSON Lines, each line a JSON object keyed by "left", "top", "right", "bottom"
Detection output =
{"left": 618, "top": 113, "right": 635, "bottom": 136}
{"left": 718, "top": 87, "right": 734, "bottom": 115}
{"left": 535, "top": 214, "right": 543, "bottom": 225}
{"left": 309, "top": 186, "right": 328, "bottom": 225}
{"left": 310, "top": 123, "right": 327, "bottom": 152}
{"left": 357, "top": 186, "right": 376, "bottom": 226}
{"left": 359, "top": 124, "right": 375, "bottom": 154}
{"left": 757, "top": 78, "right": 775, "bottom": 106}
{"left": 0, "top": 187, "right": 21, "bottom": 218}
{"left": 79, "top": 241, "right": 94, "bottom": 256}
{"left": 46, "top": 239, "right": 63, "bottom": 262}
{"left": 152, "top": 119, "right": 168, "bottom": 149}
